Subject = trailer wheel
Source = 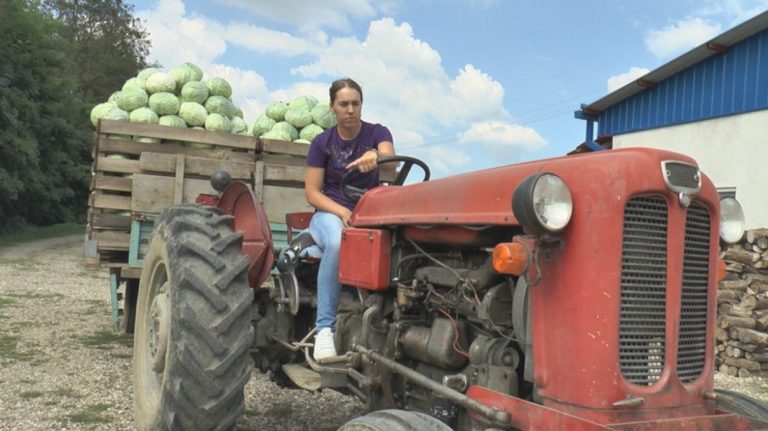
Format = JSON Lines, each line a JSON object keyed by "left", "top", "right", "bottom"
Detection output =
{"left": 716, "top": 389, "right": 768, "bottom": 422}
{"left": 133, "top": 205, "right": 254, "bottom": 431}
{"left": 338, "top": 409, "right": 452, "bottom": 431}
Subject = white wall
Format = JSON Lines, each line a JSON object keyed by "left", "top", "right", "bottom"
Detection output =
{"left": 612, "top": 109, "right": 768, "bottom": 229}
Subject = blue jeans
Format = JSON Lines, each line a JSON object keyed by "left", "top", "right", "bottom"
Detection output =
{"left": 309, "top": 211, "right": 344, "bottom": 330}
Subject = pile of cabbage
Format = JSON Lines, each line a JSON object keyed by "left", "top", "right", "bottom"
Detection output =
{"left": 251, "top": 95, "right": 336, "bottom": 144}
{"left": 89, "top": 63, "right": 249, "bottom": 136}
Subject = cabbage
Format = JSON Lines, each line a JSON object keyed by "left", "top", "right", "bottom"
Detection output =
{"left": 250, "top": 114, "right": 276, "bottom": 137}
{"left": 206, "top": 77, "right": 232, "bottom": 98}
{"left": 293, "top": 139, "right": 311, "bottom": 145}
{"left": 311, "top": 104, "right": 336, "bottom": 129}
{"left": 145, "top": 72, "right": 176, "bottom": 94}
{"left": 230, "top": 116, "right": 247, "bottom": 134}
{"left": 205, "top": 113, "right": 231, "bottom": 132}
{"left": 180, "top": 81, "right": 209, "bottom": 104}
{"left": 115, "top": 87, "right": 148, "bottom": 111}
{"left": 300, "top": 124, "right": 324, "bottom": 142}
{"left": 137, "top": 67, "right": 161, "bottom": 81}
{"left": 178, "top": 102, "right": 208, "bottom": 127}
{"left": 290, "top": 95, "right": 319, "bottom": 111}
{"left": 234, "top": 107, "right": 244, "bottom": 119}
{"left": 122, "top": 77, "right": 146, "bottom": 91}
{"left": 158, "top": 115, "right": 187, "bottom": 128}
{"left": 285, "top": 107, "right": 313, "bottom": 129}
{"left": 272, "top": 121, "right": 299, "bottom": 141}
{"left": 102, "top": 107, "right": 129, "bottom": 122}
{"left": 129, "top": 107, "right": 159, "bottom": 124}
{"left": 105, "top": 153, "right": 128, "bottom": 160}
{"left": 183, "top": 62, "right": 203, "bottom": 81}
{"left": 266, "top": 101, "right": 288, "bottom": 121}
{"left": 261, "top": 129, "right": 292, "bottom": 141}
{"left": 205, "top": 95, "right": 235, "bottom": 118}
{"left": 90, "top": 102, "right": 117, "bottom": 126}
{"left": 108, "top": 91, "right": 120, "bottom": 103}
{"left": 148, "top": 92, "right": 180, "bottom": 115}
{"left": 169, "top": 65, "right": 196, "bottom": 89}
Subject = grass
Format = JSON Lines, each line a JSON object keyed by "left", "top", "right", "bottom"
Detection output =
{"left": 0, "top": 333, "right": 39, "bottom": 362}
{"left": 65, "top": 403, "right": 112, "bottom": 424}
{"left": 0, "top": 223, "right": 85, "bottom": 249}
{"left": 51, "top": 386, "right": 82, "bottom": 398}
{"left": 2, "top": 292, "right": 65, "bottom": 300}
{"left": 19, "top": 390, "right": 44, "bottom": 399}
{"left": 78, "top": 330, "right": 133, "bottom": 349}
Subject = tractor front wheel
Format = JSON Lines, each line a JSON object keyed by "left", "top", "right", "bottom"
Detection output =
{"left": 133, "top": 205, "right": 254, "bottom": 430}
{"left": 338, "top": 409, "right": 453, "bottom": 431}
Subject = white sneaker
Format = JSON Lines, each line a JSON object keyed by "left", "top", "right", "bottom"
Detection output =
{"left": 313, "top": 328, "right": 337, "bottom": 361}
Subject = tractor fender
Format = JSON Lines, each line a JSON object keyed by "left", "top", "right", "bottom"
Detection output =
{"left": 215, "top": 180, "right": 274, "bottom": 287}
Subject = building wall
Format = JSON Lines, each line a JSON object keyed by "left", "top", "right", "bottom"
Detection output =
{"left": 612, "top": 109, "right": 768, "bottom": 229}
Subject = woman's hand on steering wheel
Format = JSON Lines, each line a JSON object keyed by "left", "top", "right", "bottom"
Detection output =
{"left": 340, "top": 155, "right": 430, "bottom": 202}
{"left": 345, "top": 149, "right": 379, "bottom": 173}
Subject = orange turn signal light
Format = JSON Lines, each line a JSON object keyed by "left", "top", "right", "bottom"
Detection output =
{"left": 492, "top": 242, "right": 529, "bottom": 275}
{"left": 717, "top": 259, "right": 727, "bottom": 282}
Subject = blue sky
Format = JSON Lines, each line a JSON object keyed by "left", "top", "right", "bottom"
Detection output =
{"left": 128, "top": 0, "right": 768, "bottom": 177}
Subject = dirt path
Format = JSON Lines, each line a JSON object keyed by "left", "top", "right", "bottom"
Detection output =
{"left": 0, "top": 235, "right": 362, "bottom": 430}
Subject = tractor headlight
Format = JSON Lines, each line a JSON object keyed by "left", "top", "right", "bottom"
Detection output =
{"left": 720, "top": 197, "right": 745, "bottom": 243}
{"left": 512, "top": 173, "right": 573, "bottom": 236}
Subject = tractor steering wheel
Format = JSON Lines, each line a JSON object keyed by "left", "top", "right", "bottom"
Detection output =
{"left": 340, "top": 155, "right": 430, "bottom": 202}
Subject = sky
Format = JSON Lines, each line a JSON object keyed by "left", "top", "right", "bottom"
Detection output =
{"left": 127, "top": 0, "right": 768, "bottom": 177}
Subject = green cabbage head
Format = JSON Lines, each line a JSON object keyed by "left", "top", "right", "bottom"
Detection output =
{"left": 285, "top": 107, "right": 313, "bottom": 129}
{"left": 179, "top": 102, "right": 208, "bottom": 127}
{"left": 205, "top": 95, "right": 235, "bottom": 118}
{"left": 122, "top": 78, "right": 146, "bottom": 91}
{"left": 137, "top": 67, "right": 160, "bottom": 81}
{"left": 250, "top": 114, "right": 276, "bottom": 137}
{"left": 145, "top": 72, "right": 176, "bottom": 94}
{"left": 299, "top": 124, "right": 324, "bottom": 142}
{"left": 158, "top": 115, "right": 187, "bottom": 128}
{"left": 90, "top": 102, "right": 117, "bottom": 126}
{"left": 311, "top": 104, "right": 336, "bottom": 129}
{"left": 115, "top": 87, "right": 148, "bottom": 111}
{"left": 149, "top": 92, "right": 180, "bottom": 115}
{"left": 290, "top": 95, "right": 319, "bottom": 111}
{"left": 180, "top": 81, "right": 209, "bottom": 104}
{"left": 206, "top": 77, "right": 232, "bottom": 98}
{"left": 205, "top": 113, "right": 231, "bottom": 132}
{"left": 272, "top": 121, "right": 299, "bottom": 141}
{"left": 266, "top": 101, "right": 289, "bottom": 121}
{"left": 129, "top": 107, "right": 159, "bottom": 124}
{"left": 230, "top": 116, "right": 248, "bottom": 134}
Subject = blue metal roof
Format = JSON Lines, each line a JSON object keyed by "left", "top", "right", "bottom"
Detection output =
{"left": 579, "top": 11, "right": 768, "bottom": 138}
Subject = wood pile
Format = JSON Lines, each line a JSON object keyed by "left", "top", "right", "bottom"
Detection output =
{"left": 716, "top": 228, "right": 768, "bottom": 377}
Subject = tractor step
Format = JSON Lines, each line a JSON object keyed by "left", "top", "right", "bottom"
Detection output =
{"left": 282, "top": 364, "right": 321, "bottom": 391}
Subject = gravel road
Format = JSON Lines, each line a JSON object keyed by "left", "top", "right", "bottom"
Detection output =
{"left": 0, "top": 235, "right": 362, "bottom": 430}
{"left": 0, "top": 234, "right": 765, "bottom": 430}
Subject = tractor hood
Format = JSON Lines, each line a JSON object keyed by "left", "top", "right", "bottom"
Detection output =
{"left": 350, "top": 147, "right": 700, "bottom": 228}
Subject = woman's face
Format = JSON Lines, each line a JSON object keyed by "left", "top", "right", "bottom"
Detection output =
{"left": 331, "top": 87, "right": 362, "bottom": 129}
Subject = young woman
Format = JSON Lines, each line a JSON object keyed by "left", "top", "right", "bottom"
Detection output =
{"left": 304, "top": 78, "right": 395, "bottom": 360}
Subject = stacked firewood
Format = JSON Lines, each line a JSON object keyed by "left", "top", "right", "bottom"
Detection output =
{"left": 716, "top": 229, "right": 768, "bottom": 377}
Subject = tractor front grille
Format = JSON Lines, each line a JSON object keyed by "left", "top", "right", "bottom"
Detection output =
{"left": 619, "top": 197, "right": 668, "bottom": 386}
{"left": 677, "top": 203, "right": 711, "bottom": 383}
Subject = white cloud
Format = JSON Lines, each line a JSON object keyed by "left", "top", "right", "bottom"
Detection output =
{"left": 213, "top": 0, "right": 390, "bottom": 32}
{"left": 645, "top": 18, "right": 722, "bottom": 58}
{"left": 291, "top": 19, "right": 514, "bottom": 143}
{"left": 458, "top": 121, "right": 547, "bottom": 151}
{"left": 607, "top": 66, "right": 650, "bottom": 92}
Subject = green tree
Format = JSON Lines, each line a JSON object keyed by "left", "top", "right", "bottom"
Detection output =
{"left": 0, "top": 0, "right": 91, "bottom": 232}
{"left": 41, "top": 0, "right": 152, "bottom": 104}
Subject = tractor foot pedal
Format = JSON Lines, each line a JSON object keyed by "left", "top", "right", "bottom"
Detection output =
{"left": 282, "top": 364, "right": 321, "bottom": 391}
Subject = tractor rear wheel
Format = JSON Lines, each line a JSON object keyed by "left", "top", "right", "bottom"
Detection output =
{"left": 715, "top": 389, "right": 768, "bottom": 422}
{"left": 338, "top": 409, "right": 452, "bottom": 431}
{"left": 133, "top": 205, "right": 254, "bottom": 430}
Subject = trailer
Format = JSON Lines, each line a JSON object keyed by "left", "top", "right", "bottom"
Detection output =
{"left": 85, "top": 119, "right": 312, "bottom": 330}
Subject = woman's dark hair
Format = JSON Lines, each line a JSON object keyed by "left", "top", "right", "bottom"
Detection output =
{"left": 330, "top": 78, "right": 363, "bottom": 104}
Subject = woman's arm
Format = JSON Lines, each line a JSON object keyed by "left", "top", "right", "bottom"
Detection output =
{"left": 345, "top": 140, "right": 397, "bottom": 173}
{"left": 305, "top": 166, "right": 352, "bottom": 225}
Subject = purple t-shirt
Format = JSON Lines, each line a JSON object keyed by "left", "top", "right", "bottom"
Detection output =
{"left": 306, "top": 121, "right": 393, "bottom": 210}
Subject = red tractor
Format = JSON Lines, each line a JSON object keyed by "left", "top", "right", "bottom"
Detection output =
{"left": 132, "top": 148, "right": 768, "bottom": 430}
